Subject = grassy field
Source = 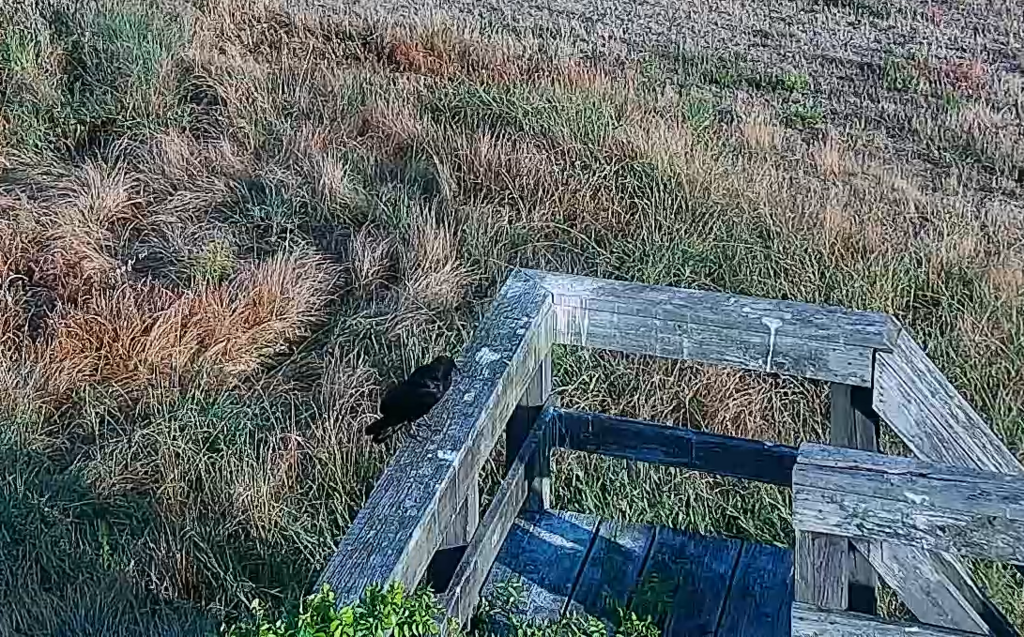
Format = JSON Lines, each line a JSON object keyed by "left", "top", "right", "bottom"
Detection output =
{"left": 1, "top": 0, "right": 1023, "bottom": 633}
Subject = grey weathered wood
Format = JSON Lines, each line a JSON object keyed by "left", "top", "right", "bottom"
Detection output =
{"left": 526, "top": 269, "right": 899, "bottom": 386}
{"left": 830, "top": 383, "right": 879, "bottom": 615}
{"left": 792, "top": 603, "right": 980, "bottom": 637}
{"left": 632, "top": 527, "right": 742, "bottom": 632}
{"left": 801, "top": 444, "right": 1020, "bottom": 634}
{"left": 567, "top": 519, "right": 655, "bottom": 624}
{"left": 853, "top": 541, "right": 992, "bottom": 635}
{"left": 527, "top": 270, "right": 900, "bottom": 349}
{"left": 715, "top": 542, "right": 793, "bottom": 637}
{"left": 478, "top": 510, "right": 599, "bottom": 625}
{"left": 873, "top": 329, "right": 1022, "bottom": 474}
{"left": 795, "top": 487, "right": 1024, "bottom": 565}
{"left": 442, "top": 410, "right": 550, "bottom": 625}
{"left": 552, "top": 305, "right": 876, "bottom": 386}
{"left": 554, "top": 409, "right": 797, "bottom": 486}
{"left": 507, "top": 355, "right": 552, "bottom": 512}
{"left": 796, "top": 445, "right": 1024, "bottom": 521}
{"left": 873, "top": 329, "right": 1022, "bottom": 635}
{"left": 318, "top": 269, "right": 556, "bottom": 605}
{"left": 795, "top": 530, "right": 848, "bottom": 610}
{"left": 440, "top": 474, "right": 479, "bottom": 549}
{"left": 794, "top": 444, "right": 1024, "bottom": 565}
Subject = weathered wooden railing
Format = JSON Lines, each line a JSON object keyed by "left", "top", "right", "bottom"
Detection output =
{"left": 318, "top": 269, "right": 1023, "bottom": 636}
{"left": 791, "top": 443, "right": 1024, "bottom": 636}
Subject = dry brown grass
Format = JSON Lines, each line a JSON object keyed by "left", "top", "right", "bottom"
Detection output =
{"left": 2, "top": 0, "right": 1024, "bottom": 632}
{"left": 46, "top": 250, "right": 338, "bottom": 395}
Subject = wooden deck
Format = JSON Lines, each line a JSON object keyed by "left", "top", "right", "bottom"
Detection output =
{"left": 477, "top": 509, "right": 793, "bottom": 636}
{"left": 323, "top": 270, "right": 1024, "bottom": 637}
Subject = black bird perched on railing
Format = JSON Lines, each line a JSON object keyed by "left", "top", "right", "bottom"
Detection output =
{"left": 364, "top": 355, "right": 458, "bottom": 444}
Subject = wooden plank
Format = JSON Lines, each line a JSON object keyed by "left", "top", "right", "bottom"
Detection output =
{"left": 442, "top": 411, "right": 549, "bottom": 625}
{"left": 426, "top": 475, "right": 479, "bottom": 594}
{"left": 853, "top": 541, "right": 991, "bottom": 635}
{"left": 795, "top": 486, "right": 1024, "bottom": 565}
{"left": 554, "top": 409, "right": 797, "bottom": 486}
{"left": 872, "top": 329, "right": 1022, "bottom": 636}
{"left": 506, "top": 355, "right": 552, "bottom": 512}
{"left": 526, "top": 270, "right": 900, "bottom": 350}
{"left": 792, "top": 603, "right": 980, "bottom": 637}
{"left": 552, "top": 304, "right": 876, "bottom": 386}
{"left": 567, "top": 519, "right": 655, "bottom": 625}
{"left": 831, "top": 383, "right": 880, "bottom": 615}
{"left": 795, "top": 445, "right": 1024, "bottom": 521}
{"left": 630, "top": 527, "right": 742, "bottom": 634}
{"left": 440, "top": 474, "right": 479, "bottom": 549}
{"left": 795, "top": 530, "right": 848, "bottom": 610}
{"left": 715, "top": 542, "right": 794, "bottom": 637}
{"left": 873, "top": 329, "right": 1022, "bottom": 474}
{"left": 793, "top": 446, "right": 1024, "bottom": 565}
{"left": 478, "top": 510, "right": 599, "bottom": 624}
{"left": 317, "top": 269, "right": 556, "bottom": 605}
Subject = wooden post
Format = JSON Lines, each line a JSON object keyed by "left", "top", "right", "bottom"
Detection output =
{"left": 795, "top": 529, "right": 849, "bottom": 610}
{"left": 426, "top": 477, "right": 479, "bottom": 593}
{"left": 830, "top": 384, "right": 879, "bottom": 615}
{"left": 440, "top": 475, "right": 479, "bottom": 549}
{"left": 506, "top": 354, "right": 552, "bottom": 512}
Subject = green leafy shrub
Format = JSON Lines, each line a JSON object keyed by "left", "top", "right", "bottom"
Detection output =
{"left": 222, "top": 579, "right": 659, "bottom": 637}
{"left": 222, "top": 582, "right": 448, "bottom": 637}
{"left": 472, "top": 579, "right": 659, "bottom": 637}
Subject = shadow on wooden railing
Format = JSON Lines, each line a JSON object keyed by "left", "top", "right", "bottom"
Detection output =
{"left": 317, "top": 268, "right": 1023, "bottom": 637}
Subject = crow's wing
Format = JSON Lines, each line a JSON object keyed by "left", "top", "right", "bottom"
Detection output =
{"left": 403, "top": 383, "right": 444, "bottom": 419}
{"left": 379, "top": 382, "right": 405, "bottom": 413}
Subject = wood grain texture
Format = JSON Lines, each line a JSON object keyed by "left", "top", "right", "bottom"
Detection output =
{"left": 554, "top": 409, "right": 797, "bottom": 486}
{"left": 630, "top": 527, "right": 742, "bottom": 634}
{"left": 552, "top": 304, "right": 876, "bottom": 386}
{"left": 442, "top": 410, "right": 549, "bottom": 625}
{"left": 317, "top": 269, "right": 555, "bottom": 605}
{"left": 795, "top": 445, "right": 1024, "bottom": 522}
{"left": 478, "top": 510, "right": 599, "bottom": 624}
{"left": 870, "top": 329, "right": 1022, "bottom": 635}
{"left": 873, "top": 330, "right": 1022, "bottom": 474}
{"left": 853, "top": 541, "right": 992, "bottom": 635}
{"left": 567, "top": 519, "right": 654, "bottom": 625}
{"left": 507, "top": 355, "right": 552, "bottom": 512}
{"left": 526, "top": 268, "right": 898, "bottom": 385}
{"left": 715, "top": 543, "right": 793, "bottom": 637}
{"left": 795, "top": 530, "right": 848, "bottom": 610}
{"left": 792, "top": 603, "right": 979, "bottom": 637}
{"left": 830, "top": 384, "right": 879, "bottom": 615}
{"left": 795, "top": 487, "right": 1024, "bottom": 565}
{"left": 526, "top": 270, "right": 900, "bottom": 349}
{"left": 440, "top": 474, "right": 479, "bottom": 549}
{"left": 790, "top": 446, "right": 1024, "bottom": 565}
{"left": 794, "top": 445, "right": 1024, "bottom": 565}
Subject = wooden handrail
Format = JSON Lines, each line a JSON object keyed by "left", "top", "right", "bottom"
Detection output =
{"left": 793, "top": 444, "right": 1024, "bottom": 565}
{"left": 442, "top": 407, "right": 554, "bottom": 625}
{"left": 317, "top": 270, "right": 556, "bottom": 606}
{"left": 314, "top": 268, "right": 1019, "bottom": 637}
{"left": 551, "top": 408, "right": 798, "bottom": 486}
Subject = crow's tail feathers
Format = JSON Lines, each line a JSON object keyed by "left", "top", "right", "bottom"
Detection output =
{"left": 365, "top": 415, "right": 402, "bottom": 444}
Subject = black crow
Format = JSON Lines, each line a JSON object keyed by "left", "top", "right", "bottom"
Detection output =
{"left": 365, "top": 355, "right": 458, "bottom": 444}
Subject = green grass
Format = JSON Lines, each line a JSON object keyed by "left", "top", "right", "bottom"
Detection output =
{"left": 1, "top": 0, "right": 1023, "bottom": 633}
